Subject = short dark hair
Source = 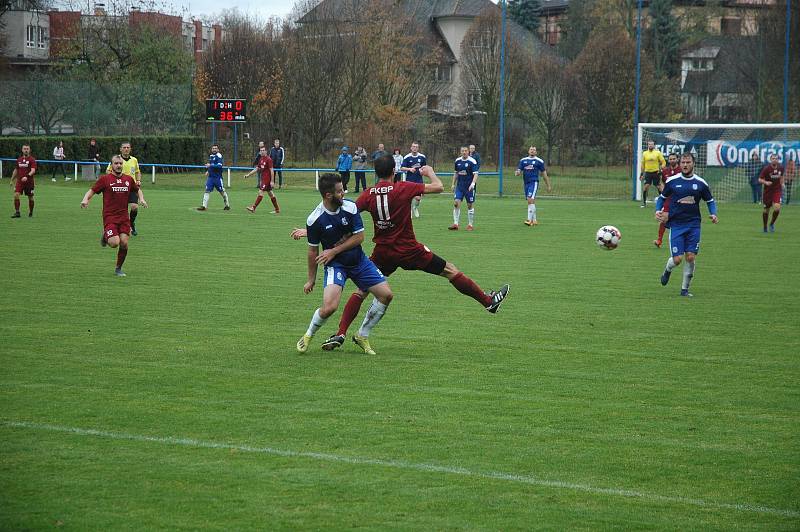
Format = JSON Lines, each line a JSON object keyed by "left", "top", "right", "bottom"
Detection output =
{"left": 318, "top": 172, "right": 341, "bottom": 197}
{"left": 374, "top": 154, "right": 395, "bottom": 179}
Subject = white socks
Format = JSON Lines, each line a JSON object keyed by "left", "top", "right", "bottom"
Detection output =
{"left": 453, "top": 207, "right": 460, "bottom": 225}
{"left": 202, "top": 192, "right": 210, "bottom": 208}
{"left": 682, "top": 261, "right": 696, "bottom": 290}
{"left": 528, "top": 204, "right": 536, "bottom": 221}
{"left": 222, "top": 191, "right": 230, "bottom": 207}
{"left": 358, "top": 299, "right": 388, "bottom": 338}
{"left": 305, "top": 308, "right": 327, "bottom": 337}
{"left": 665, "top": 257, "right": 677, "bottom": 272}
{"left": 467, "top": 208, "right": 474, "bottom": 226}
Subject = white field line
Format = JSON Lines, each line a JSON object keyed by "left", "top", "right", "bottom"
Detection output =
{"left": 4, "top": 420, "right": 798, "bottom": 520}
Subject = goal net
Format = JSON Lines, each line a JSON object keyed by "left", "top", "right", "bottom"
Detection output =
{"left": 635, "top": 123, "right": 800, "bottom": 202}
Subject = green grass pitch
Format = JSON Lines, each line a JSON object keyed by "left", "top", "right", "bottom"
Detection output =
{"left": 1, "top": 181, "right": 798, "bottom": 529}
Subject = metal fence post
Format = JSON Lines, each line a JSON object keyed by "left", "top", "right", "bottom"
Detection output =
{"left": 152, "top": 166, "right": 156, "bottom": 184}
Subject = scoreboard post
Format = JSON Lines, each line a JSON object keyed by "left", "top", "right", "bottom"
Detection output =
{"left": 206, "top": 99, "right": 247, "bottom": 166}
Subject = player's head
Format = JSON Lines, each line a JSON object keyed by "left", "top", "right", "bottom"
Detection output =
{"left": 410, "top": 142, "right": 419, "bottom": 154}
{"left": 374, "top": 154, "right": 395, "bottom": 180}
{"left": 21, "top": 144, "right": 30, "bottom": 156}
{"left": 120, "top": 142, "right": 132, "bottom": 156}
{"left": 110, "top": 154, "right": 124, "bottom": 174}
{"left": 318, "top": 172, "right": 344, "bottom": 206}
{"left": 211, "top": 144, "right": 219, "bottom": 154}
{"left": 378, "top": 143, "right": 384, "bottom": 150}
{"left": 273, "top": 139, "right": 280, "bottom": 147}
{"left": 769, "top": 153, "right": 779, "bottom": 166}
{"left": 668, "top": 153, "right": 678, "bottom": 166}
{"left": 460, "top": 146, "right": 469, "bottom": 158}
{"left": 680, "top": 152, "right": 695, "bottom": 175}
{"left": 647, "top": 140, "right": 655, "bottom": 150}
{"left": 469, "top": 144, "right": 476, "bottom": 153}
{"left": 259, "top": 146, "right": 267, "bottom": 155}
{"left": 528, "top": 146, "right": 537, "bottom": 156}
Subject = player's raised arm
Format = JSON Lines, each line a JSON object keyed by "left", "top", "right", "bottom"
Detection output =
{"left": 420, "top": 165, "right": 444, "bottom": 194}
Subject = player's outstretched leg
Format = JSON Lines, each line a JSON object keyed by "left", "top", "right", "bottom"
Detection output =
{"left": 680, "top": 257, "right": 695, "bottom": 297}
{"left": 248, "top": 194, "right": 263, "bottom": 213}
{"left": 352, "top": 284, "right": 392, "bottom": 355}
{"left": 269, "top": 192, "right": 280, "bottom": 214}
{"left": 326, "top": 291, "right": 366, "bottom": 349}
{"left": 661, "top": 257, "right": 677, "bottom": 286}
{"left": 485, "top": 284, "right": 510, "bottom": 313}
{"left": 298, "top": 308, "right": 327, "bottom": 353}
{"left": 114, "top": 238, "right": 128, "bottom": 277}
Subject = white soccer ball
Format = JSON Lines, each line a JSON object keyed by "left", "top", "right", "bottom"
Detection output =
{"left": 596, "top": 225, "right": 622, "bottom": 250}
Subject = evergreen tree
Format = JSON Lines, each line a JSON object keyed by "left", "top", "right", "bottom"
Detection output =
{"left": 648, "top": 0, "right": 681, "bottom": 79}
{"left": 508, "top": 0, "right": 541, "bottom": 33}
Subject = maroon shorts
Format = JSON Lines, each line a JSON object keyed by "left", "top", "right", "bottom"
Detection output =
{"left": 370, "top": 242, "right": 434, "bottom": 277}
{"left": 15, "top": 179, "right": 34, "bottom": 196}
{"left": 763, "top": 190, "right": 782, "bottom": 208}
{"left": 103, "top": 221, "right": 132, "bottom": 239}
{"left": 259, "top": 176, "right": 273, "bottom": 192}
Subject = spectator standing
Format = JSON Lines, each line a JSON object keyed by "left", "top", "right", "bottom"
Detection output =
{"left": 270, "top": 139, "right": 285, "bottom": 188}
{"left": 392, "top": 148, "right": 403, "bottom": 182}
{"left": 353, "top": 146, "right": 368, "bottom": 193}
{"left": 469, "top": 144, "right": 481, "bottom": 170}
{"left": 51, "top": 141, "right": 69, "bottom": 182}
{"left": 87, "top": 138, "right": 101, "bottom": 179}
{"left": 371, "top": 143, "right": 388, "bottom": 184}
{"left": 746, "top": 153, "right": 764, "bottom": 204}
{"left": 336, "top": 146, "right": 353, "bottom": 193}
{"left": 784, "top": 159, "right": 795, "bottom": 205}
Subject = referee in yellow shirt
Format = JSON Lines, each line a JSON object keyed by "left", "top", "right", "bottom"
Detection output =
{"left": 640, "top": 140, "right": 666, "bottom": 208}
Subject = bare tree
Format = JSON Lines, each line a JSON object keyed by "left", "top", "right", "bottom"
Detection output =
{"left": 460, "top": 10, "right": 528, "bottom": 164}
{"left": 519, "top": 55, "right": 574, "bottom": 165}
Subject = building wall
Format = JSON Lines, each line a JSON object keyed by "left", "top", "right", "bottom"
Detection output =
{"left": 1, "top": 10, "right": 50, "bottom": 60}
{"left": 433, "top": 16, "right": 474, "bottom": 112}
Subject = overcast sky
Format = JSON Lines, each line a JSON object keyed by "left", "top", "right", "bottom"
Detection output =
{"left": 176, "top": 0, "right": 296, "bottom": 21}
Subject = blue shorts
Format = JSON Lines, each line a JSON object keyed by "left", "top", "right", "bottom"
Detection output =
{"left": 322, "top": 255, "right": 386, "bottom": 292}
{"left": 454, "top": 182, "right": 475, "bottom": 203}
{"left": 205, "top": 176, "right": 225, "bottom": 193}
{"left": 524, "top": 180, "right": 540, "bottom": 199}
{"left": 668, "top": 224, "right": 701, "bottom": 257}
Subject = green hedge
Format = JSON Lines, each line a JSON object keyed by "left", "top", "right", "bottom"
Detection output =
{"left": 0, "top": 135, "right": 205, "bottom": 176}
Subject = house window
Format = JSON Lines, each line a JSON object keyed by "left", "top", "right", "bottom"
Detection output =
{"left": 434, "top": 64, "right": 452, "bottom": 83}
{"left": 37, "top": 26, "right": 48, "bottom": 49}
{"left": 440, "top": 95, "right": 452, "bottom": 113}
{"left": 721, "top": 17, "right": 741, "bottom": 36}
{"left": 427, "top": 94, "right": 439, "bottom": 110}
{"left": 26, "top": 25, "right": 36, "bottom": 47}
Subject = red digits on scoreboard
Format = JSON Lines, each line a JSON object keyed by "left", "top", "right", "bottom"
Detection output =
{"left": 235, "top": 101, "right": 242, "bottom": 111}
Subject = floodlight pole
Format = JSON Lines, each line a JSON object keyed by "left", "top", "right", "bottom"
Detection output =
{"left": 631, "top": 0, "right": 644, "bottom": 201}
{"left": 498, "top": 0, "right": 507, "bottom": 197}
{"left": 784, "top": 0, "right": 791, "bottom": 123}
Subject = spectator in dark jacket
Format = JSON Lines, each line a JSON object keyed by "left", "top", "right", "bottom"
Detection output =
{"left": 270, "top": 139, "right": 285, "bottom": 188}
{"left": 746, "top": 153, "right": 764, "bottom": 204}
{"left": 87, "top": 138, "right": 101, "bottom": 178}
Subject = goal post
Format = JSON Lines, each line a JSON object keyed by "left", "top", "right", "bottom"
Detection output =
{"left": 634, "top": 123, "right": 800, "bottom": 202}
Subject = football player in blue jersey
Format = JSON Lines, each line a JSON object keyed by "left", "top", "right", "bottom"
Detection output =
{"left": 400, "top": 141, "right": 427, "bottom": 218}
{"left": 655, "top": 152, "right": 719, "bottom": 297}
{"left": 449, "top": 146, "right": 479, "bottom": 230}
{"left": 515, "top": 146, "right": 551, "bottom": 226}
{"left": 297, "top": 172, "right": 393, "bottom": 355}
{"left": 197, "top": 144, "right": 230, "bottom": 211}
